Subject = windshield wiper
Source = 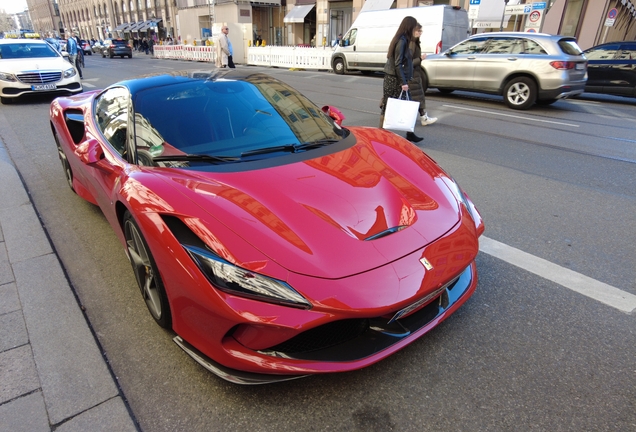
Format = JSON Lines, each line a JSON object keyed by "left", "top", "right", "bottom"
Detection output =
{"left": 152, "top": 154, "right": 239, "bottom": 164}
{"left": 240, "top": 139, "right": 341, "bottom": 158}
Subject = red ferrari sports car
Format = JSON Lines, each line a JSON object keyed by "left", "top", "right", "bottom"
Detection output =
{"left": 50, "top": 70, "right": 484, "bottom": 384}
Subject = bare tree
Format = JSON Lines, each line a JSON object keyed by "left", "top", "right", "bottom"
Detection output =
{"left": 0, "top": 11, "right": 18, "bottom": 33}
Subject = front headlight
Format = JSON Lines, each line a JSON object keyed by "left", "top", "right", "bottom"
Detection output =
{"left": 184, "top": 245, "right": 312, "bottom": 309}
{"left": 0, "top": 72, "right": 17, "bottom": 82}
{"left": 63, "top": 67, "right": 77, "bottom": 78}
{"left": 441, "top": 176, "right": 478, "bottom": 224}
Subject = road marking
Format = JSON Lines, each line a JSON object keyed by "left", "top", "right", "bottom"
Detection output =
{"left": 82, "top": 82, "right": 96, "bottom": 88}
{"left": 479, "top": 236, "right": 636, "bottom": 314}
{"left": 443, "top": 105, "right": 580, "bottom": 127}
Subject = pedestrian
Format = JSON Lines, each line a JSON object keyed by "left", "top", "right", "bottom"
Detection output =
{"left": 409, "top": 24, "right": 437, "bottom": 126}
{"left": 66, "top": 34, "right": 83, "bottom": 79}
{"left": 141, "top": 37, "right": 149, "bottom": 54}
{"left": 148, "top": 37, "right": 154, "bottom": 55}
{"left": 379, "top": 16, "right": 421, "bottom": 142}
{"left": 218, "top": 25, "right": 235, "bottom": 68}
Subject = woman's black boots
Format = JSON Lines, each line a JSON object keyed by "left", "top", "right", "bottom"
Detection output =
{"left": 406, "top": 132, "right": 423, "bottom": 143}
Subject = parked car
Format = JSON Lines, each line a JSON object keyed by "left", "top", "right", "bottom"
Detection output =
{"left": 80, "top": 39, "right": 92, "bottom": 55}
{"left": 421, "top": 32, "right": 588, "bottom": 109}
{"left": 583, "top": 41, "right": 636, "bottom": 98}
{"left": 50, "top": 69, "right": 484, "bottom": 384}
{"left": 332, "top": 5, "right": 469, "bottom": 75}
{"left": 0, "top": 39, "right": 82, "bottom": 104}
{"left": 102, "top": 38, "right": 132, "bottom": 58}
{"left": 91, "top": 40, "right": 104, "bottom": 53}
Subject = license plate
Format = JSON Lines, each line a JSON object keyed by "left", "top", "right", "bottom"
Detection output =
{"left": 575, "top": 63, "right": 585, "bottom": 70}
{"left": 32, "top": 83, "right": 57, "bottom": 91}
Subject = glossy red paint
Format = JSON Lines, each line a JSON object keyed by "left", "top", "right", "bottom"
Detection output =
{"left": 50, "top": 88, "right": 484, "bottom": 377}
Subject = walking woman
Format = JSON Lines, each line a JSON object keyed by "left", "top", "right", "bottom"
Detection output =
{"left": 379, "top": 16, "right": 422, "bottom": 142}
{"left": 409, "top": 24, "right": 437, "bottom": 127}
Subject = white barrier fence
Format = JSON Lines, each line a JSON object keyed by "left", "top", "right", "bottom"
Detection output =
{"left": 247, "top": 46, "right": 333, "bottom": 70}
{"left": 153, "top": 45, "right": 334, "bottom": 70}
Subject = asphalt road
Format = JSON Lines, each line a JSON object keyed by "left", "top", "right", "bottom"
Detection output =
{"left": 1, "top": 54, "right": 635, "bottom": 431}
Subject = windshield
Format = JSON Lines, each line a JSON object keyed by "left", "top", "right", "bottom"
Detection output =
{"left": 0, "top": 42, "right": 60, "bottom": 59}
{"left": 133, "top": 74, "right": 345, "bottom": 164}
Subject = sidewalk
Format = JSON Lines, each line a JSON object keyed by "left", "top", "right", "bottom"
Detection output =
{"left": 0, "top": 138, "right": 138, "bottom": 431}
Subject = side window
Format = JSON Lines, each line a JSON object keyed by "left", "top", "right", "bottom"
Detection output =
{"left": 617, "top": 43, "right": 636, "bottom": 61}
{"left": 522, "top": 39, "right": 548, "bottom": 55}
{"left": 585, "top": 44, "right": 620, "bottom": 61}
{"left": 483, "top": 37, "right": 522, "bottom": 54}
{"left": 94, "top": 87, "right": 129, "bottom": 156}
{"left": 343, "top": 29, "right": 357, "bottom": 47}
{"left": 451, "top": 38, "right": 487, "bottom": 55}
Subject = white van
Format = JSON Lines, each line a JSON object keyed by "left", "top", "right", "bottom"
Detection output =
{"left": 331, "top": 5, "right": 470, "bottom": 75}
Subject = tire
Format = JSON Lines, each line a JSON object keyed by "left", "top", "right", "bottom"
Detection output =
{"left": 102, "top": 53, "right": 106, "bottom": 58}
{"left": 333, "top": 57, "right": 346, "bottom": 75}
{"left": 123, "top": 211, "right": 172, "bottom": 329}
{"left": 53, "top": 131, "right": 75, "bottom": 192}
{"left": 87, "top": 51, "right": 92, "bottom": 55}
{"left": 128, "top": 54, "right": 132, "bottom": 58}
{"left": 503, "top": 76, "right": 537, "bottom": 110}
{"left": 536, "top": 98, "right": 558, "bottom": 106}
{"left": 109, "top": 53, "right": 114, "bottom": 58}
{"left": 360, "top": 70, "right": 374, "bottom": 76}
{"left": 438, "top": 88, "right": 455, "bottom": 94}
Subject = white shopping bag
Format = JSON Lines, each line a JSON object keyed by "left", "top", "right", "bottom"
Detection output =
{"left": 382, "top": 91, "right": 420, "bottom": 132}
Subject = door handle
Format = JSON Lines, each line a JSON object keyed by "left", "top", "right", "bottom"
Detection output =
{"left": 353, "top": 46, "right": 356, "bottom": 51}
{"left": 508, "top": 57, "right": 518, "bottom": 61}
{"left": 467, "top": 56, "right": 476, "bottom": 60}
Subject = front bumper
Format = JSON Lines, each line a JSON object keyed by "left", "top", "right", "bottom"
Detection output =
{"left": 174, "top": 262, "right": 476, "bottom": 384}
{"left": 1, "top": 81, "right": 82, "bottom": 99}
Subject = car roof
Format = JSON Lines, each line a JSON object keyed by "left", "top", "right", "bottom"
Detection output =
{"left": 468, "top": 32, "right": 574, "bottom": 41}
{"left": 112, "top": 70, "right": 265, "bottom": 95}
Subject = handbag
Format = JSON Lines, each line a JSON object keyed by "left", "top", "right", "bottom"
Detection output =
{"left": 382, "top": 90, "right": 420, "bottom": 132}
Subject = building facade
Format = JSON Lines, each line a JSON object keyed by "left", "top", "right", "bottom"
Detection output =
{"left": 26, "top": 0, "right": 61, "bottom": 36}
{"left": 24, "top": 0, "right": 636, "bottom": 54}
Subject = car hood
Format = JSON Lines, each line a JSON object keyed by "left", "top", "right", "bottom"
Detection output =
{"left": 160, "top": 128, "right": 462, "bottom": 278}
{"left": 1, "top": 56, "right": 72, "bottom": 73}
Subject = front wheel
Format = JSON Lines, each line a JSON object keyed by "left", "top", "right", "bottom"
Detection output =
{"left": 503, "top": 77, "right": 537, "bottom": 110}
{"left": 53, "top": 131, "right": 75, "bottom": 192}
{"left": 333, "top": 57, "right": 346, "bottom": 75}
{"left": 124, "top": 211, "right": 172, "bottom": 329}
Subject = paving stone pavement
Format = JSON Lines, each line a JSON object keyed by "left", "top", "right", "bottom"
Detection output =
{"left": 0, "top": 137, "right": 138, "bottom": 431}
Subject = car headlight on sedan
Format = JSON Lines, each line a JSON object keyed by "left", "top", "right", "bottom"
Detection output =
{"left": 183, "top": 245, "right": 312, "bottom": 309}
{"left": 0, "top": 72, "right": 17, "bottom": 82}
{"left": 63, "top": 67, "right": 77, "bottom": 79}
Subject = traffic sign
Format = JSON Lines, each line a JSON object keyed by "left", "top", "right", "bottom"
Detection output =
{"left": 532, "top": 2, "right": 547, "bottom": 10}
{"left": 505, "top": 4, "right": 532, "bottom": 14}
{"left": 529, "top": 10, "right": 541, "bottom": 22}
{"left": 469, "top": 0, "right": 480, "bottom": 4}
{"left": 607, "top": 8, "right": 618, "bottom": 19}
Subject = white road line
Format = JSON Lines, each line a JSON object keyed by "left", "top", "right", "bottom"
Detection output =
{"left": 479, "top": 236, "right": 636, "bottom": 314}
{"left": 443, "top": 105, "right": 580, "bottom": 127}
{"left": 82, "top": 82, "right": 96, "bottom": 88}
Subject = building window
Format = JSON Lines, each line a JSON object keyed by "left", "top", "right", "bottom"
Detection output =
{"left": 559, "top": 0, "right": 586, "bottom": 37}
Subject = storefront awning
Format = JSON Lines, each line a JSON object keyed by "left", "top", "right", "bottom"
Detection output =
{"left": 283, "top": 5, "right": 315, "bottom": 23}
{"left": 360, "top": 0, "right": 394, "bottom": 12}
{"left": 138, "top": 19, "right": 162, "bottom": 31}
{"left": 128, "top": 21, "right": 146, "bottom": 32}
{"left": 114, "top": 22, "right": 129, "bottom": 31}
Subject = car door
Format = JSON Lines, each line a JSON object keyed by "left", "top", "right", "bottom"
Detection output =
{"left": 89, "top": 86, "right": 133, "bottom": 227}
{"left": 429, "top": 37, "right": 487, "bottom": 90}
{"left": 340, "top": 29, "right": 358, "bottom": 67}
{"left": 608, "top": 42, "right": 636, "bottom": 96}
{"left": 472, "top": 36, "right": 525, "bottom": 92}
{"left": 584, "top": 43, "right": 621, "bottom": 92}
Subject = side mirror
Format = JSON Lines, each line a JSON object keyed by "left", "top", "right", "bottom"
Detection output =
{"left": 75, "top": 138, "right": 104, "bottom": 164}
{"left": 444, "top": 50, "right": 453, "bottom": 57}
{"left": 321, "top": 105, "right": 345, "bottom": 126}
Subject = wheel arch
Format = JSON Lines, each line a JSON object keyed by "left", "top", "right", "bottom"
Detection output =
{"left": 500, "top": 72, "right": 539, "bottom": 95}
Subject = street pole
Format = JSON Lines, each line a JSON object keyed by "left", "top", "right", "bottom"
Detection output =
{"left": 499, "top": 0, "right": 510, "bottom": 31}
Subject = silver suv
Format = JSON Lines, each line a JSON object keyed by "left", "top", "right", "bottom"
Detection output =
{"left": 421, "top": 32, "right": 587, "bottom": 110}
